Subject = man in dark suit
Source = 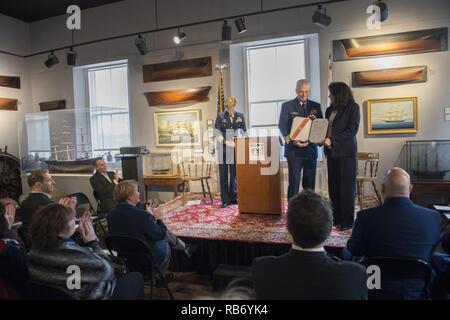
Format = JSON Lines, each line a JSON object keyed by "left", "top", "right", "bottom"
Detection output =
{"left": 278, "top": 79, "right": 323, "bottom": 200}
{"left": 346, "top": 167, "right": 442, "bottom": 262}
{"left": 252, "top": 190, "right": 367, "bottom": 300}
{"left": 214, "top": 97, "right": 247, "bottom": 208}
{"left": 346, "top": 167, "right": 443, "bottom": 299}
{"left": 19, "top": 169, "right": 76, "bottom": 244}
{"left": 90, "top": 158, "right": 119, "bottom": 213}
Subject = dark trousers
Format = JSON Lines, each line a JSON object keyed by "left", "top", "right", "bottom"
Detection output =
{"left": 219, "top": 163, "right": 237, "bottom": 205}
{"left": 327, "top": 156, "right": 356, "bottom": 227}
{"left": 286, "top": 153, "right": 317, "bottom": 200}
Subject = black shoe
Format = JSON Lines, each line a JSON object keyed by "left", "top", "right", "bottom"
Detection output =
{"left": 229, "top": 199, "right": 238, "bottom": 205}
{"left": 221, "top": 202, "right": 228, "bottom": 208}
{"left": 339, "top": 225, "right": 353, "bottom": 231}
{"left": 184, "top": 243, "right": 198, "bottom": 258}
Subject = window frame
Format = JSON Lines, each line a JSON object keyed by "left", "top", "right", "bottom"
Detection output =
{"left": 86, "top": 62, "right": 132, "bottom": 157}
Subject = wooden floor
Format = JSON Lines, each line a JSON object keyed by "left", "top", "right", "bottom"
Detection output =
{"left": 146, "top": 272, "right": 215, "bottom": 300}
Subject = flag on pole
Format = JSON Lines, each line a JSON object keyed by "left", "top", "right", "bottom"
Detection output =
{"left": 217, "top": 69, "right": 224, "bottom": 114}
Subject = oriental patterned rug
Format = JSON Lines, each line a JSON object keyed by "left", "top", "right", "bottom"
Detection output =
{"left": 162, "top": 193, "right": 380, "bottom": 248}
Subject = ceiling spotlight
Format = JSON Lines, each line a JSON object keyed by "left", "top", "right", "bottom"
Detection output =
{"left": 234, "top": 16, "right": 247, "bottom": 34}
{"left": 135, "top": 34, "right": 148, "bottom": 55}
{"left": 67, "top": 47, "right": 77, "bottom": 66}
{"left": 173, "top": 28, "right": 187, "bottom": 44}
{"left": 312, "top": 5, "right": 331, "bottom": 28}
{"left": 221, "top": 20, "right": 232, "bottom": 44}
{"left": 44, "top": 51, "right": 59, "bottom": 68}
{"left": 373, "top": 0, "right": 388, "bottom": 22}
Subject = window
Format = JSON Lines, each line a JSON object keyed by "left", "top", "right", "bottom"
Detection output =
{"left": 245, "top": 40, "right": 307, "bottom": 157}
{"left": 87, "top": 63, "right": 131, "bottom": 158}
{"left": 246, "top": 40, "right": 306, "bottom": 134}
{"left": 26, "top": 113, "right": 51, "bottom": 159}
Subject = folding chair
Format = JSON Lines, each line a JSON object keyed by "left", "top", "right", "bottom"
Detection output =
{"left": 361, "top": 256, "right": 433, "bottom": 300}
{"left": 105, "top": 234, "right": 174, "bottom": 300}
{"left": 67, "top": 192, "right": 107, "bottom": 236}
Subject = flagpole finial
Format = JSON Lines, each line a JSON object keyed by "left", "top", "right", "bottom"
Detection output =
{"left": 215, "top": 64, "right": 228, "bottom": 72}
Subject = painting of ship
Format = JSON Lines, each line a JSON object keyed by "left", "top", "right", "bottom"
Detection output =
{"left": 154, "top": 110, "right": 201, "bottom": 147}
{"left": 368, "top": 97, "right": 417, "bottom": 134}
{"left": 382, "top": 107, "right": 406, "bottom": 122}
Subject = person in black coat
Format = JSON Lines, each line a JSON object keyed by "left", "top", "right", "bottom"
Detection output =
{"left": 19, "top": 169, "right": 76, "bottom": 244}
{"left": 324, "top": 82, "right": 360, "bottom": 230}
{"left": 278, "top": 79, "right": 323, "bottom": 199}
{"left": 90, "top": 158, "right": 120, "bottom": 213}
{"left": 346, "top": 167, "right": 442, "bottom": 262}
{"left": 252, "top": 190, "right": 367, "bottom": 300}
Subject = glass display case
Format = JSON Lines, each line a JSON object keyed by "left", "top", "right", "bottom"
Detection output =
{"left": 18, "top": 107, "right": 125, "bottom": 173}
{"left": 144, "top": 150, "right": 180, "bottom": 176}
{"left": 405, "top": 140, "right": 450, "bottom": 180}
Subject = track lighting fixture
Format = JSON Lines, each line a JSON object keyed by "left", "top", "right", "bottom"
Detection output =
{"left": 221, "top": 20, "right": 232, "bottom": 44}
{"left": 173, "top": 28, "right": 187, "bottom": 44}
{"left": 372, "top": 0, "right": 388, "bottom": 22}
{"left": 135, "top": 34, "right": 149, "bottom": 55}
{"left": 234, "top": 16, "right": 247, "bottom": 34}
{"left": 67, "top": 47, "right": 77, "bottom": 66}
{"left": 44, "top": 51, "right": 59, "bottom": 68}
{"left": 312, "top": 5, "right": 331, "bottom": 28}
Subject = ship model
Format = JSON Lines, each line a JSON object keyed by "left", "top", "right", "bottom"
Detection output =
{"left": 45, "top": 126, "right": 95, "bottom": 174}
{"left": 409, "top": 141, "right": 450, "bottom": 180}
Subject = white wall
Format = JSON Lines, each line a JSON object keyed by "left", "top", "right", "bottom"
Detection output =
{"left": 0, "top": 14, "right": 31, "bottom": 158}
{"left": 1, "top": 0, "right": 449, "bottom": 196}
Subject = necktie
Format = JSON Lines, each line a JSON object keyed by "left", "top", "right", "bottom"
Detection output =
{"left": 300, "top": 103, "right": 307, "bottom": 116}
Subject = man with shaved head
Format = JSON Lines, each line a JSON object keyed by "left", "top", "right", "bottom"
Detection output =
{"left": 346, "top": 167, "right": 443, "bottom": 299}
{"left": 347, "top": 167, "right": 442, "bottom": 262}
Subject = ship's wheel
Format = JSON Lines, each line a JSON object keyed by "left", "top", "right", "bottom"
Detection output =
{"left": 0, "top": 146, "right": 22, "bottom": 202}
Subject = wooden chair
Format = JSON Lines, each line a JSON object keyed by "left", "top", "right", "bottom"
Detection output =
{"left": 178, "top": 159, "right": 213, "bottom": 204}
{"left": 357, "top": 152, "right": 382, "bottom": 209}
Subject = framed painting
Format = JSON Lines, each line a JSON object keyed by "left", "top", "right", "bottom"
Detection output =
{"left": 154, "top": 109, "right": 202, "bottom": 147}
{"left": 367, "top": 97, "right": 418, "bottom": 135}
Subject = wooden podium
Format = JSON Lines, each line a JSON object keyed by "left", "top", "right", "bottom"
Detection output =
{"left": 235, "top": 136, "right": 283, "bottom": 214}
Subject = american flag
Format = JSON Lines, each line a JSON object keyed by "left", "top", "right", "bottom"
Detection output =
{"left": 217, "top": 69, "right": 224, "bottom": 114}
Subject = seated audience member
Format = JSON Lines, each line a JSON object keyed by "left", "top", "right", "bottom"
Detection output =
{"left": 0, "top": 200, "right": 29, "bottom": 299}
{"left": 28, "top": 203, "right": 144, "bottom": 300}
{"left": 107, "top": 180, "right": 195, "bottom": 278}
{"left": 346, "top": 167, "right": 442, "bottom": 262}
{"left": 346, "top": 167, "right": 443, "bottom": 300}
{"left": 252, "top": 190, "right": 367, "bottom": 300}
{"left": 90, "top": 158, "right": 120, "bottom": 213}
{"left": 19, "top": 169, "right": 76, "bottom": 243}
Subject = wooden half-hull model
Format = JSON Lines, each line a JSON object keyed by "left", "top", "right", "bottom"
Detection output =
{"left": 45, "top": 159, "right": 94, "bottom": 174}
{"left": 144, "top": 86, "right": 211, "bottom": 106}
{"left": 0, "top": 98, "right": 18, "bottom": 111}
{"left": 352, "top": 66, "right": 427, "bottom": 86}
{"left": 143, "top": 57, "right": 212, "bottom": 82}
{"left": 333, "top": 28, "right": 448, "bottom": 61}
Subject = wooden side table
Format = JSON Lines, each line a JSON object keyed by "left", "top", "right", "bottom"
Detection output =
{"left": 410, "top": 180, "right": 450, "bottom": 207}
{"left": 143, "top": 175, "right": 184, "bottom": 201}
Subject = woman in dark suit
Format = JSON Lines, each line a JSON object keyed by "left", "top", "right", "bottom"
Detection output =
{"left": 324, "top": 82, "right": 360, "bottom": 231}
